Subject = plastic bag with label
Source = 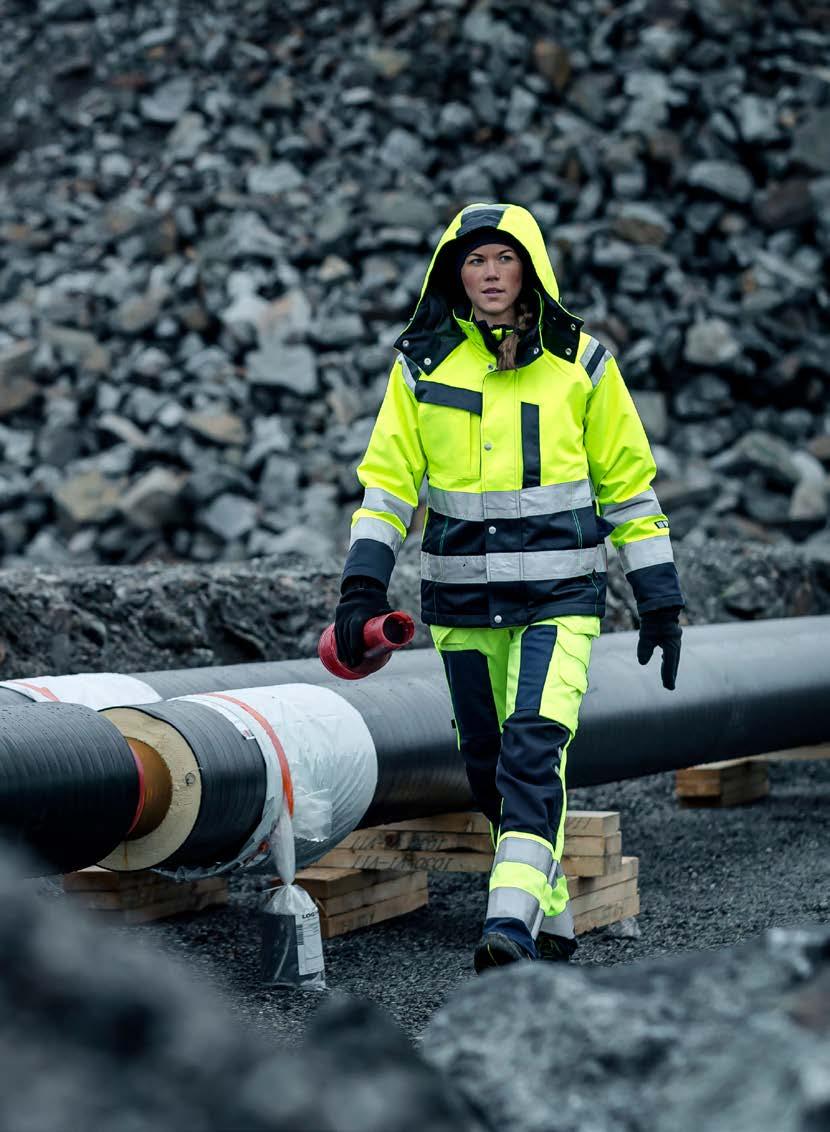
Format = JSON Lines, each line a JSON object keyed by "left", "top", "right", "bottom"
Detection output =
{"left": 260, "top": 881, "right": 326, "bottom": 991}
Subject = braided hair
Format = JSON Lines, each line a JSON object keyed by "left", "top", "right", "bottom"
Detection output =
{"left": 496, "top": 293, "right": 537, "bottom": 371}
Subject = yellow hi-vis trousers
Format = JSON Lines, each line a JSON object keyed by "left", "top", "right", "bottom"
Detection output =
{"left": 431, "top": 614, "right": 599, "bottom": 938}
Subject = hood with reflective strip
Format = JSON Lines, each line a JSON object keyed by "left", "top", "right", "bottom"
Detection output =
{"left": 418, "top": 202, "right": 562, "bottom": 304}
{"left": 394, "top": 202, "right": 582, "bottom": 374}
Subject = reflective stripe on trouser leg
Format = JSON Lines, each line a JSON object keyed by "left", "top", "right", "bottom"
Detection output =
{"left": 486, "top": 832, "right": 556, "bottom": 937}
{"left": 540, "top": 863, "right": 574, "bottom": 939}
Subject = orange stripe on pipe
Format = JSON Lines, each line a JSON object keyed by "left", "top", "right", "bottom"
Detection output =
{"left": 205, "top": 692, "right": 295, "bottom": 816}
{"left": 9, "top": 681, "right": 60, "bottom": 701}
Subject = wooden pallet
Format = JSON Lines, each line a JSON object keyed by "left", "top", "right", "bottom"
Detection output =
{"left": 304, "top": 811, "right": 636, "bottom": 938}
{"left": 294, "top": 866, "right": 428, "bottom": 939}
{"left": 675, "top": 743, "right": 830, "bottom": 808}
{"left": 675, "top": 759, "right": 769, "bottom": 808}
{"left": 62, "top": 867, "right": 229, "bottom": 924}
{"left": 317, "top": 810, "right": 622, "bottom": 878}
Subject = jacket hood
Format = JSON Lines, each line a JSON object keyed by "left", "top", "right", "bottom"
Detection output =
{"left": 395, "top": 202, "right": 583, "bottom": 375}
{"left": 419, "top": 201, "right": 561, "bottom": 304}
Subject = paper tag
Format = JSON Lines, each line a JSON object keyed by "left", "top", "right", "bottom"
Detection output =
{"left": 296, "top": 908, "right": 324, "bottom": 976}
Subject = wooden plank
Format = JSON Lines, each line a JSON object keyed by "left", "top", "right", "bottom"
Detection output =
{"left": 317, "top": 848, "right": 493, "bottom": 874}
{"left": 312, "top": 872, "right": 427, "bottom": 918}
{"left": 569, "top": 877, "right": 638, "bottom": 916}
{"left": 676, "top": 759, "right": 769, "bottom": 807}
{"left": 680, "top": 780, "right": 769, "bottom": 809}
{"left": 561, "top": 851, "right": 622, "bottom": 878}
{"left": 319, "top": 886, "right": 428, "bottom": 939}
{"left": 566, "top": 856, "right": 638, "bottom": 899}
{"left": 63, "top": 867, "right": 172, "bottom": 893}
{"left": 752, "top": 743, "right": 830, "bottom": 763}
{"left": 565, "top": 811, "right": 620, "bottom": 837}
{"left": 71, "top": 876, "right": 227, "bottom": 912}
{"left": 561, "top": 831, "right": 622, "bottom": 857}
{"left": 377, "top": 813, "right": 491, "bottom": 835}
{"left": 374, "top": 810, "right": 620, "bottom": 838}
{"left": 339, "top": 829, "right": 493, "bottom": 854}
{"left": 120, "top": 886, "right": 229, "bottom": 925}
{"left": 573, "top": 892, "right": 640, "bottom": 935}
{"left": 294, "top": 867, "right": 401, "bottom": 899}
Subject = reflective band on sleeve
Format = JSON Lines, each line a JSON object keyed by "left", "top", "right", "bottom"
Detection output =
{"left": 397, "top": 353, "right": 419, "bottom": 393}
{"left": 361, "top": 488, "right": 415, "bottom": 527}
{"left": 601, "top": 489, "right": 661, "bottom": 528}
{"left": 427, "top": 479, "right": 594, "bottom": 521}
{"left": 414, "top": 381, "right": 483, "bottom": 415}
{"left": 421, "top": 545, "right": 606, "bottom": 584}
{"left": 494, "top": 834, "right": 554, "bottom": 874}
{"left": 485, "top": 885, "right": 542, "bottom": 932}
{"left": 350, "top": 516, "right": 404, "bottom": 555}
{"left": 618, "top": 535, "right": 675, "bottom": 573}
{"left": 580, "top": 337, "right": 612, "bottom": 387}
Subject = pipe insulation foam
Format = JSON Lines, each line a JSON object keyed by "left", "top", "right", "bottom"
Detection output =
{"left": 101, "top": 684, "right": 377, "bottom": 875}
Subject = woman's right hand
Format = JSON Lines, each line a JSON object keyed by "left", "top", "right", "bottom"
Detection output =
{"left": 334, "top": 578, "right": 392, "bottom": 668}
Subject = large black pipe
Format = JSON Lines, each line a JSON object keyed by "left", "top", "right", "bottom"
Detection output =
{"left": 0, "top": 618, "right": 827, "bottom": 871}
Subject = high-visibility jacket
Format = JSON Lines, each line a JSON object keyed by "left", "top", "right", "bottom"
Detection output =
{"left": 342, "top": 202, "right": 683, "bottom": 627}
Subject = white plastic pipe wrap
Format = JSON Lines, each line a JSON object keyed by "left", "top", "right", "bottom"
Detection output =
{"left": 167, "top": 683, "right": 378, "bottom": 880}
{"left": 0, "top": 674, "right": 162, "bottom": 709}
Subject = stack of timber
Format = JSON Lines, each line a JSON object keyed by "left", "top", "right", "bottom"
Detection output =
{"left": 293, "top": 867, "right": 429, "bottom": 940}
{"left": 62, "top": 867, "right": 229, "bottom": 923}
{"left": 676, "top": 744, "right": 830, "bottom": 807}
{"left": 302, "top": 810, "right": 638, "bottom": 938}
{"left": 675, "top": 758, "right": 770, "bottom": 807}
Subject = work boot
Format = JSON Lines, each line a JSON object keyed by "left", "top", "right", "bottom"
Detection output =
{"left": 536, "top": 933, "right": 578, "bottom": 962}
{"left": 474, "top": 931, "right": 534, "bottom": 973}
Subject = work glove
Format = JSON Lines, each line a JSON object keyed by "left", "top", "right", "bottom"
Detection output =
{"left": 637, "top": 606, "right": 682, "bottom": 691}
{"left": 334, "top": 576, "right": 392, "bottom": 669}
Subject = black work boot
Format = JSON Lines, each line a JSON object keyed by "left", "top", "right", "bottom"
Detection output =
{"left": 473, "top": 931, "right": 534, "bottom": 974}
{"left": 536, "top": 933, "right": 578, "bottom": 962}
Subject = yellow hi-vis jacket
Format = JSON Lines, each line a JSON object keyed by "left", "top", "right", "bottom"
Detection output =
{"left": 342, "top": 202, "right": 683, "bottom": 628}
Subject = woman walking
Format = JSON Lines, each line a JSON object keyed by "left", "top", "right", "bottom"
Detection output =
{"left": 332, "top": 202, "right": 683, "bottom": 971}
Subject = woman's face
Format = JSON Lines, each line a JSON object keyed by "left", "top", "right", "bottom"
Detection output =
{"left": 460, "top": 243, "right": 523, "bottom": 325}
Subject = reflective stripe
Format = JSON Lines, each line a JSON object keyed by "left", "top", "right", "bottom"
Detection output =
{"left": 397, "top": 353, "right": 419, "bottom": 393}
{"left": 421, "top": 545, "right": 606, "bottom": 584}
{"left": 427, "top": 479, "right": 594, "bottom": 521}
{"left": 618, "top": 535, "right": 674, "bottom": 573}
{"left": 414, "top": 381, "right": 483, "bottom": 414}
{"left": 494, "top": 834, "right": 554, "bottom": 875}
{"left": 361, "top": 488, "right": 415, "bottom": 527}
{"left": 485, "top": 885, "right": 541, "bottom": 931}
{"left": 456, "top": 203, "right": 508, "bottom": 236}
{"left": 350, "top": 516, "right": 403, "bottom": 555}
{"left": 540, "top": 903, "right": 575, "bottom": 940}
{"left": 580, "top": 336, "right": 612, "bottom": 386}
{"left": 601, "top": 489, "right": 661, "bottom": 528}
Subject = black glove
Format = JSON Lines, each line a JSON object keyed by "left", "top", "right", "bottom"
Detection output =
{"left": 334, "top": 577, "right": 392, "bottom": 668}
{"left": 637, "top": 606, "right": 682, "bottom": 691}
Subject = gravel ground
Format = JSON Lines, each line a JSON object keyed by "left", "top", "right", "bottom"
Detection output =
{"left": 114, "top": 756, "right": 830, "bottom": 1046}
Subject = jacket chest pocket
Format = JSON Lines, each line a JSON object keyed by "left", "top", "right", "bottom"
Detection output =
{"left": 415, "top": 381, "right": 482, "bottom": 486}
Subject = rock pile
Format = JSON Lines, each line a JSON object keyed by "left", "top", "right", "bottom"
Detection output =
{"left": 0, "top": 539, "right": 827, "bottom": 679}
{"left": 425, "top": 923, "right": 830, "bottom": 1132}
{"left": 0, "top": 0, "right": 828, "bottom": 568}
{"left": 0, "top": 848, "right": 480, "bottom": 1132}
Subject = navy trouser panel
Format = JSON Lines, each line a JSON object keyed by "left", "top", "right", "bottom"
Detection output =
{"left": 439, "top": 648, "right": 502, "bottom": 828}
{"left": 497, "top": 713, "right": 571, "bottom": 843}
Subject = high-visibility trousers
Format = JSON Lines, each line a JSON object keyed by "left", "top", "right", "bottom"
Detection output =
{"left": 430, "top": 614, "right": 599, "bottom": 940}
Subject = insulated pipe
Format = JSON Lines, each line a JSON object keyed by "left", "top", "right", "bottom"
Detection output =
{"left": 0, "top": 651, "right": 439, "bottom": 706}
{"left": 0, "top": 618, "right": 827, "bottom": 874}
